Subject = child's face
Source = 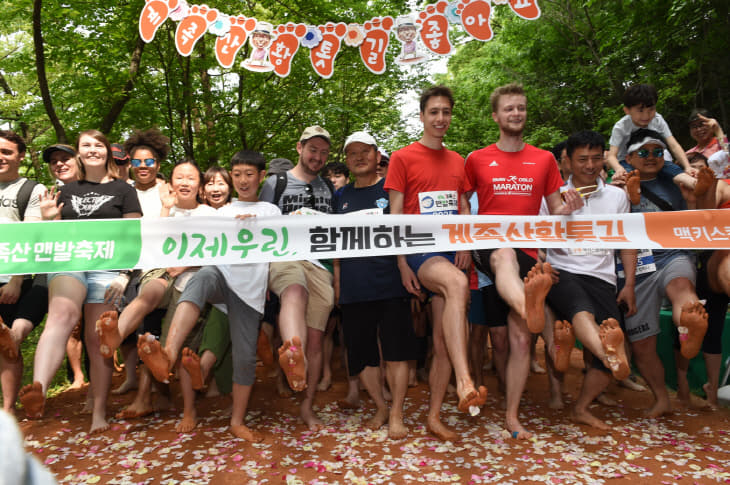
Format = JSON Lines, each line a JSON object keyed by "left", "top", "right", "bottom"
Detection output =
{"left": 624, "top": 104, "right": 656, "bottom": 128}
{"left": 329, "top": 173, "right": 348, "bottom": 190}
{"left": 231, "top": 164, "right": 266, "bottom": 201}
{"left": 252, "top": 33, "right": 270, "bottom": 49}
{"left": 398, "top": 26, "right": 416, "bottom": 42}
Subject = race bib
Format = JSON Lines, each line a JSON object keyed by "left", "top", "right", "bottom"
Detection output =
{"left": 570, "top": 248, "right": 610, "bottom": 257}
{"left": 617, "top": 249, "right": 657, "bottom": 278}
{"left": 418, "top": 190, "right": 458, "bottom": 215}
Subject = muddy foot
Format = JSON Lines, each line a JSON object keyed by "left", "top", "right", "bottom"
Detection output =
{"left": 553, "top": 320, "right": 575, "bottom": 372}
{"left": 96, "top": 310, "right": 121, "bottom": 359}
{"left": 300, "top": 405, "right": 323, "bottom": 432}
{"left": 366, "top": 407, "right": 389, "bottom": 430}
{"left": 457, "top": 385, "right": 488, "bottom": 415}
{"left": 599, "top": 318, "right": 630, "bottom": 380}
{"left": 524, "top": 262, "right": 553, "bottom": 333}
{"left": 505, "top": 418, "right": 533, "bottom": 440}
{"left": 388, "top": 413, "right": 409, "bottom": 440}
{"left": 427, "top": 416, "right": 457, "bottom": 441}
{"left": 571, "top": 408, "right": 609, "bottom": 430}
{"left": 115, "top": 402, "right": 153, "bottom": 420}
{"left": 678, "top": 301, "right": 708, "bottom": 359}
{"left": 19, "top": 382, "right": 45, "bottom": 418}
{"left": 695, "top": 165, "right": 716, "bottom": 197}
{"left": 137, "top": 333, "right": 171, "bottom": 383}
{"left": 278, "top": 336, "right": 307, "bottom": 391}
{"left": 181, "top": 348, "right": 205, "bottom": 390}
{"left": 626, "top": 169, "right": 641, "bottom": 205}
{"left": 176, "top": 410, "right": 197, "bottom": 433}
{"left": 0, "top": 319, "right": 18, "bottom": 360}
{"left": 231, "top": 424, "right": 264, "bottom": 442}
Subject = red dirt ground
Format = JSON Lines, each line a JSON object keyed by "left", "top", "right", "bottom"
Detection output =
{"left": 16, "top": 345, "right": 730, "bottom": 484}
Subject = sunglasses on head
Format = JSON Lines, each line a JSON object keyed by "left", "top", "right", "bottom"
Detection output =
{"left": 131, "top": 158, "right": 156, "bottom": 167}
{"left": 636, "top": 148, "right": 664, "bottom": 159}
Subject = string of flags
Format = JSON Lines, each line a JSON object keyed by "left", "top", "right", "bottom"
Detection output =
{"left": 138, "top": 0, "right": 541, "bottom": 77}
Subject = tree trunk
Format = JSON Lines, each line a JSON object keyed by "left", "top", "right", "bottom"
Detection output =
{"left": 33, "top": 0, "right": 67, "bottom": 143}
{"left": 99, "top": 36, "right": 146, "bottom": 134}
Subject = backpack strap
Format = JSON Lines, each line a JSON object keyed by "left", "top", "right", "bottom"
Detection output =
{"left": 17, "top": 179, "right": 40, "bottom": 221}
{"left": 639, "top": 184, "right": 675, "bottom": 212}
{"left": 272, "top": 173, "right": 288, "bottom": 208}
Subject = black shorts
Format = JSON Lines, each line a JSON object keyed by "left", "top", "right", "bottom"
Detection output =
{"left": 473, "top": 248, "right": 536, "bottom": 282}
{"left": 340, "top": 297, "right": 418, "bottom": 376}
{"left": 480, "top": 285, "right": 507, "bottom": 327}
{"left": 0, "top": 278, "right": 48, "bottom": 329}
{"left": 547, "top": 270, "right": 622, "bottom": 373}
{"left": 696, "top": 251, "right": 727, "bottom": 355}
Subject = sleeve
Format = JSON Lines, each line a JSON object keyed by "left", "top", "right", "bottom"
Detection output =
{"left": 608, "top": 117, "right": 627, "bottom": 148}
{"left": 258, "top": 174, "right": 277, "bottom": 203}
{"left": 24, "top": 184, "right": 46, "bottom": 220}
{"left": 458, "top": 154, "right": 472, "bottom": 193}
{"left": 619, "top": 160, "right": 633, "bottom": 172}
{"left": 653, "top": 114, "right": 673, "bottom": 138}
{"left": 464, "top": 152, "right": 476, "bottom": 191}
{"left": 383, "top": 150, "right": 406, "bottom": 193}
{"left": 544, "top": 154, "right": 564, "bottom": 196}
{"left": 122, "top": 183, "right": 142, "bottom": 215}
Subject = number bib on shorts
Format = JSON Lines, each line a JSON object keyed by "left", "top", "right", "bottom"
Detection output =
{"left": 617, "top": 249, "right": 657, "bottom": 278}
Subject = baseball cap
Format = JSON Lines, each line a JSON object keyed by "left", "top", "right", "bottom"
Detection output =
{"left": 299, "top": 126, "right": 331, "bottom": 144}
{"left": 343, "top": 131, "right": 377, "bottom": 151}
{"left": 42, "top": 144, "right": 76, "bottom": 163}
{"left": 111, "top": 143, "right": 130, "bottom": 165}
{"left": 626, "top": 135, "right": 667, "bottom": 154}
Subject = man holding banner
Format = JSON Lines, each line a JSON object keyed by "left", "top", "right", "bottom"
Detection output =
{"left": 466, "top": 83, "right": 583, "bottom": 439}
{"left": 258, "top": 126, "right": 335, "bottom": 431}
{"left": 385, "top": 85, "right": 487, "bottom": 442}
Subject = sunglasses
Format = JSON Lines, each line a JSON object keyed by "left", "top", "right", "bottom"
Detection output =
{"left": 131, "top": 158, "right": 156, "bottom": 167}
{"left": 378, "top": 161, "right": 389, "bottom": 167}
{"left": 636, "top": 148, "right": 664, "bottom": 159}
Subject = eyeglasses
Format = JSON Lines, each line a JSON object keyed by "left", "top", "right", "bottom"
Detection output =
{"left": 636, "top": 148, "right": 664, "bottom": 159}
{"left": 131, "top": 158, "right": 156, "bottom": 167}
{"left": 378, "top": 161, "right": 389, "bottom": 167}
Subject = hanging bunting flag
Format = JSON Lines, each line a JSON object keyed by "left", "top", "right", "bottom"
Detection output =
{"left": 174, "top": 4, "right": 219, "bottom": 56}
{"left": 215, "top": 16, "right": 257, "bottom": 69}
{"left": 269, "top": 23, "right": 307, "bottom": 78}
{"left": 359, "top": 17, "right": 394, "bottom": 75}
{"left": 417, "top": 0, "right": 453, "bottom": 56}
{"left": 140, "top": 1, "right": 542, "bottom": 75}
{"left": 310, "top": 23, "right": 347, "bottom": 79}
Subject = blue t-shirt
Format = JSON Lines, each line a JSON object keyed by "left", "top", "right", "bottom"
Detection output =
{"left": 335, "top": 178, "right": 409, "bottom": 304}
{"left": 620, "top": 162, "right": 690, "bottom": 281}
{"left": 619, "top": 159, "right": 682, "bottom": 181}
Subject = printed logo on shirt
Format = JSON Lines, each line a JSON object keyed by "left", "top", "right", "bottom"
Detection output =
{"left": 375, "top": 197, "right": 388, "bottom": 209}
{"left": 70, "top": 193, "right": 114, "bottom": 217}
{"left": 491, "top": 175, "right": 534, "bottom": 197}
{"left": 418, "top": 190, "right": 458, "bottom": 215}
{"left": 489, "top": 160, "right": 499, "bottom": 167}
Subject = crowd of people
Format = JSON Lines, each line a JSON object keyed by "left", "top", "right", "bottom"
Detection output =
{"left": 0, "top": 82, "right": 728, "bottom": 443}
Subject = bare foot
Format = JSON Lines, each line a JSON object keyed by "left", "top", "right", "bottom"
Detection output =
{"left": 231, "top": 424, "right": 264, "bottom": 442}
{"left": 571, "top": 408, "right": 610, "bottom": 430}
{"left": 19, "top": 382, "right": 44, "bottom": 418}
{"left": 457, "top": 385, "right": 488, "bottom": 414}
{"left": 703, "top": 383, "right": 719, "bottom": 409}
{"left": 595, "top": 393, "right": 618, "bottom": 407}
{"left": 112, "top": 378, "right": 138, "bottom": 395}
{"left": 548, "top": 391, "right": 564, "bottom": 410}
{"left": 317, "top": 373, "right": 332, "bottom": 392}
{"left": 524, "top": 262, "right": 553, "bottom": 333}
{"left": 626, "top": 169, "right": 641, "bottom": 205}
{"left": 81, "top": 393, "right": 93, "bottom": 415}
{"left": 115, "top": 401, "right": 153, "bottom": 419}
{"left": 676, "top": 391, "right": 712, "bottom": 411}
{"left": 619, "top": 376, "right": 646, "bottom": 392}
{"left": 367, "top": 407, "right": 389, "bottom": 430}
{"left": 531, "top": 359, "right": 546, "bottom": 374}
{"left": 553, "top": 320, "right": 575, "bottom": 373}
{"left": 337, "top": 398, "right": 361, "bottom": 410}
{"left": 505, "top": 417, "right": 533, "bottom": 440}
{"left": 278, "top": 337, "right": 307, "bottom": 392}
{"left": 256, "top": 327, "right": 274, "bottom": 366}
{"left": 646, "top": 400, "right": 671, "bottom": 419}
{"left": 181, "top": 348, "right": 205, "bottom": 390}
{"left": 176, "top": 409, "right": 197, "bottom": 433}
{"left": 599, "top": 318, "right": 630, "bottom": 380}
{"left": 300, "top": 404, "right": 323, "bottom": 431}
{"left": 96, "top": 310, "right": 121, "bottom": 359}
{"left": 137, "top": 333, "right": 171, "bottom": 383}
{"left": 427, "top": 416, "right": 457, "bottom": 441}
{"left": 388, "top": 412, "right": 408, "bottom": 440}
{"left": 89, "top": 415, "right": 109, "bottom": 435}
{"left": 695, "top": 165, "right": 716, "bottom": 197}
{"left": 68, "top": 379, "right": 87, "bottom": 391}
{"left": 0, "top": 319, "right": 18, "bottom": 360}
{"left": 275, "top": 369, "right": 293, "bottom": 398}
{"left": 678, "top": 302, "right": 708, "bottom": 359}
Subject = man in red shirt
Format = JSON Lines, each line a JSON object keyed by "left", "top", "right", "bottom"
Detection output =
{"left": 385, "top": 85, "right": 487, "bottom": 441}
{"left": 465, "top": 83, "right": 582, "bottom": 439}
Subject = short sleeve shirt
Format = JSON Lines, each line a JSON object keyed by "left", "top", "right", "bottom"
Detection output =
{"left": 0, "top": 177, "right": 45, "bottom": 221}
{"left": 610, "top": 113, "right": 673, "bottom": 161}
{"left": 58, "top": 179, "right": 141, "bottom": 220}
{"left": 259, "top": 172, "right": 333, "bottom": 214}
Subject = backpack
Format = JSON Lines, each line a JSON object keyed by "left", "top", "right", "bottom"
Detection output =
{"left": 17, "top": 179, "right": 40, "bottom": 221}
{"left": 271, "top": 173, "right": 335, "bottom": 210}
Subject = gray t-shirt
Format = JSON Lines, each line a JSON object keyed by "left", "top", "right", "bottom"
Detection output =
{"left": 609, "top": 113, "right": 673, "bottom": 162}
{"left": 259, "top": 172, "right": 333, "bottom": 214}
{"left": 0, "top": 177, "right": 44, "bottom": 222}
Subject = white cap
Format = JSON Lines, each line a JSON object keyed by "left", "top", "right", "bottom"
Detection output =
{"left": 344, "top": 131, "right": 377, "bottom": 150}
{"left": 626, "top": 136, "right": 667, "bottom": 154}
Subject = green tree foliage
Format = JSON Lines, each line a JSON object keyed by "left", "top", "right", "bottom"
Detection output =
{"left": 439, "top": 0, "right": 730, "bottom": 155}
{"left": 0, "top": 0, "right": 425, "bottom": 182}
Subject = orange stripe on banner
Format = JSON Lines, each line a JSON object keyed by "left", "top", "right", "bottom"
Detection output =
{"left": 643, "top": 210, "right": 730, "bottom": 248}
